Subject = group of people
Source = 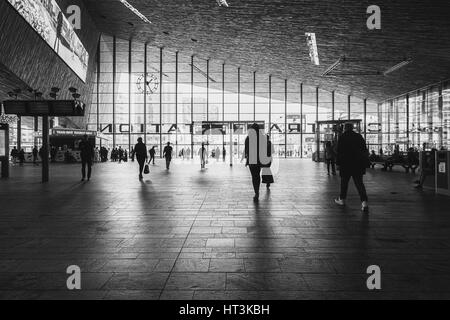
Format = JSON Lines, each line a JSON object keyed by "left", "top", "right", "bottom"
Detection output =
{"left": 110, "top": 147, "right": 128, "bottom": 163}
{"left": 10, "top": 147, "right": 25, "bottom": 166}
{"left": 76, "top": 122, "right": 370, "bottom": 212}
{"left": 77, "top": 123, "right": 370, "bottom": 212}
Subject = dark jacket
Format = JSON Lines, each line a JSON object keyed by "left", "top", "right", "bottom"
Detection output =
{"left": 79, "top": 139, "right": 94, "bottom": 161}
{"left": 336, "top": 131, "right": 369, "bottom": 175}
{"left": 134, "top": 142, "right": 148, "bottom": 160}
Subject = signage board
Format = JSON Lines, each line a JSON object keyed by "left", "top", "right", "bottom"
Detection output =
{"left": 3, "top": 100, "right": 85, "bottom": 116}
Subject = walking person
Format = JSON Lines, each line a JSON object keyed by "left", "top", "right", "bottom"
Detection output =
{"left": 134, "top": 137, "right": 148, "bottom": 180}
{"left": 163, "top": 142, "right": 173, "bottom": 170}
{"left": 18, "top": 148, "right": 25, "bottom": 166}
{"left": 149, "top": 146, "right": 156, "bottom": 165}
{"left": 32, "top": 146, "right": 39, "bottom": 166}
{"left": 325, "top": 141, "right": 337, "bottom": 175}
{"left": 79, "top": 135, "right": 94, "bottom": 181}
{"left": 199, "top": 143, "right": 207, "bottom": 169}
{"left": 118, "top": 147, "right": 124, "bottom": 163}
{"left": 10, "top": 147, "right": 18, "bottom": 165}
{"left": 334, "top": 123, "right": 370, "bottom": 212}
{"left": 261, "top": 134, "right": 275, "bottom": 190}
{"left": 244, "top": 123, "right": 271, "bottom": 202}
{"left": 222, "top": 147, "right": 226, "bottom": 162}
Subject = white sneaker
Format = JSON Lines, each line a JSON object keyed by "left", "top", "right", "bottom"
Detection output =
{"left": 334, "top": 198, "right": 345, "bottom": 206}
{"left": 362, "top": 201, "right": 369, "bottom": 212}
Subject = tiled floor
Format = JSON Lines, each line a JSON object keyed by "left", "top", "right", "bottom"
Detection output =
{"left": 1, "top": 158, "right": 450, "bottom": 299}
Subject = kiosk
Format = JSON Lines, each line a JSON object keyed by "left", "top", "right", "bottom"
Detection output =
{"left": 436, "top": 151, "right": 450, "bottom": 196}
{"left": 0, "top": 124, "right": 9, "bottom": 178}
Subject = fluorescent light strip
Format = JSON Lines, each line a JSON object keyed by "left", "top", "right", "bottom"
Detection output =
{"left": 321, "top": 56, "right": 344, "bottom": 76}
{"left": 384, "top": 59, "right": 412, "bottom": 76}
{"left": 189, "top": 64, "right": 217, "bottom": 83}
{"left": 118, "top": 0, "right": 151, "bottom": 24}
{"left": 305, "top": 33, "right": 320, "bottom": 66}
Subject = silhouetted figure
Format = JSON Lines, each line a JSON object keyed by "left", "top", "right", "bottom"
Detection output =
{"left": 334, "top": 123, "right": 369, "bottom": 212}
{"left": 10, "top": 147, "right": 18, "bottom": 165}
{"left": 149, "top": 146, "right": 156, "bottom": 165}
{"left": 38, "top": 147, "right": 44, "bottom": 164}
{"left": 18, "top": 149, "right": 25, "bottom": 166}
{"left": 222, "top": 147, "right": 226, "bottom": 162}
{"left": 244, "top": 123, "right": 271, "bottom": 202}
{"left": 32, "top": 146, "right": 39, "bottom": 166}
{"left": 134, "top": 138, "right": 148, "bottom": 180}
{"left": 130, "top": 147, "right": 135, "bottom": 162}
{"left": 199, "top": 143, "right": 207, "bottom": 169}
{"left": 118, "top": 147, "right": 124, "bottom": 163}
{"left": 79, "top": 135, "right": 94, "bottom": 181}
{"left": 163, "top": 142, "right": 173, "bottom": 170}
{"left": 415, "top": 148, "right": 437, "bottom": 189}
{"left": 325, "top": 141, "right": 337, "bottom": 175}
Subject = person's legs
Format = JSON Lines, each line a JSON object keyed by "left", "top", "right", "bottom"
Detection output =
{"left": 326, "top": 160, "right": 331, "bottom": 174}
{"left": 87, "top": 160, "right": 92, "bottom": 180}
{"left": 138, "top": 158, "right": 144, "bottom": 178}
{"left": 249, "top": 165, "right": 261, "bottom": 199}
{"left": 339, "top": 173, "right": 351, "bottom": 201}
{"left": 352, "top": 175, "right": 368, "bottom": 202}
{"left": 166, "top": 158, "right": 170, "bottom": 169}
{"left": 81, "top": 159, "right": 86, "bottom": 180}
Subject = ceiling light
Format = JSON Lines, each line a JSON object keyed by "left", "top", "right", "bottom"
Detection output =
{"left": 322, "top": 56, "right": 345, "bottom": 76}
{"left": 216, "top": 0, "right": 229, "bottom": 7}
{"left": 305, "top": 33, "right": 320, "bottom": 66}
{"left": 118, "top": 0, "right": 151, "bottom": 24}
{"left": 189, "top": 64, "right": 217, "bottom": 83}
{"left": 383, "top": 59, "right": 412, "bottom": 76}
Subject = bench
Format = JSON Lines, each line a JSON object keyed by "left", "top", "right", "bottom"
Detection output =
{"left": 370, "top": 159, "right": 419, "bottom": 173}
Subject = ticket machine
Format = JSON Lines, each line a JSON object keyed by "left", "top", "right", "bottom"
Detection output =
{"left": 436, "top": 151, "right": 450, "bottom": 196}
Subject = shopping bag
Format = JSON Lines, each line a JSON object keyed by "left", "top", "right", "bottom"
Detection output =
{"left": 144, "top": 164, "right": 150, "bottom": 174}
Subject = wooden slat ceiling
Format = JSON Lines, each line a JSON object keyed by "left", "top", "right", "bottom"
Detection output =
{"left": 0, "top": 62, "right": 34, "bottom": 100}
{"left": 84, "top": 0, "right": 450, "bottom": 103}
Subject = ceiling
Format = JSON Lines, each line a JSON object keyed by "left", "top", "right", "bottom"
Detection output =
{"left": 84, "top": 0, "right": 450, "bottom": 103}
{"left": 0, "top": 62, "right": 34, "bottom": 101}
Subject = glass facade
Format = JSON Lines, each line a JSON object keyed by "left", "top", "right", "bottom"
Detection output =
{"left": 8, "top": 36, "right": 448, "bottom": 157}
{"left": 372, "top": 81, "right": 450, "bottom": 154}
{"left": 87, "top": 35, "right": 382, "bottom": 159}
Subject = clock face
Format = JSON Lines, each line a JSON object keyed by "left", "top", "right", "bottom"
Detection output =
{"left": 137, "top": 73, "right": 159, "bottom": 94}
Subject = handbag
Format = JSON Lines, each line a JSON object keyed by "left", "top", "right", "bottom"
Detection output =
{"left": 144, "top": 164, "right": 150, "bottom": 174}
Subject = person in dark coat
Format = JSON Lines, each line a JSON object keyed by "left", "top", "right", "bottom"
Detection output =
{"left": 244, "top": 123, "right": 272, "bottom": 202}
{"left": 163, "top": 142, "right": 173, "bottom": 170}
{"left": 32, "top": 146, "right": 39, "bottom": 166}
{"left": 18, "top": 148, "right": 25, "bottom": 166}
{"left": 149, "top": 146, "right": 156, "bottom": 165}
{"left": 10, "top": 147, "right": 18, "bottom": 165}
{"left": 134, "top": 137, "right": 148, "bottom": 180}
{"left": 334, "top": 123, "right": 369, "bottom": 212}
{"left": 79, "top": 135, "right": 94, "bottom": 181}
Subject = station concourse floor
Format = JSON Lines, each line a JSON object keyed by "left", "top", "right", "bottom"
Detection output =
{"left": 1, "top": 158, "right": 450, "bottom": 300}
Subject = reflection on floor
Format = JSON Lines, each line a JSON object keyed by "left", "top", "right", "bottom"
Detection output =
{"left": 1, "top": 158, "right": 450, "bottom": 300}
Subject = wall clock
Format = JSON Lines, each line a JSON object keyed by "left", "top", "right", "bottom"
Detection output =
{"left": 137, "top": 73, "right": 159, "bottom": 94}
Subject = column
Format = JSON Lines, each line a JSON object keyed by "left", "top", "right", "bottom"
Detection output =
{"left": 300, "top": 83, "right": 303, "bottom": 159}
{"left": 159, "top": 47, "right": 163, "bottom": 157}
